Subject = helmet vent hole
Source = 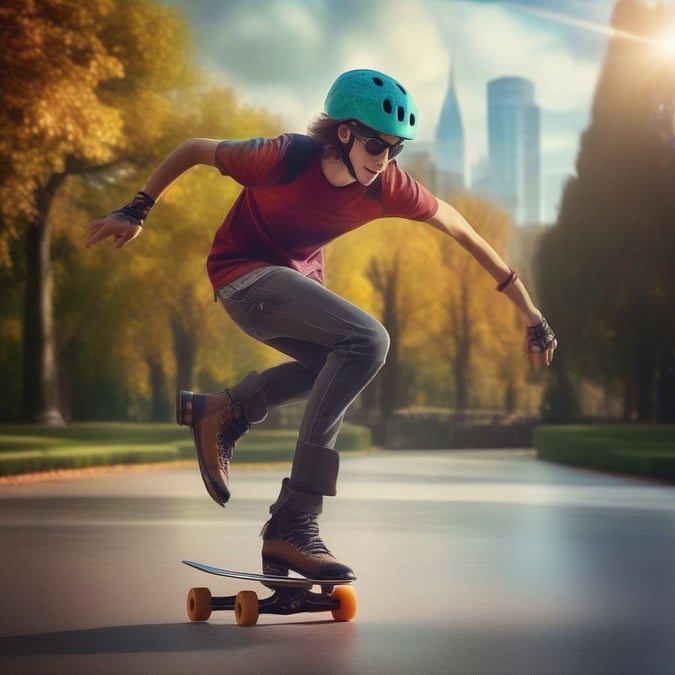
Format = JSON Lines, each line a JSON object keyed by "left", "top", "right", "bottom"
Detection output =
{"left": 410, "top": 113, "right": 416, "bottom": 126}
{"left": 372, "top": 77, "right": 384, "bottom": 86}
{"left": 383, "top": 99, "right": 393, "bottom": 114}
{"left": 397, "top": 106, "right": 405, "bottom": 122}
{"left": 396, "top": 83, "right": 407, "bottom": 95}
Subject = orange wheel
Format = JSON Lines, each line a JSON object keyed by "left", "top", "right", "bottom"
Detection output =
{"left": 330, "top": 585, "right": 357, "bottom": 621}
{"left": 235, "top": 590, "right": 259, "bottom": 626}
{"left": 187, "top": 587, "right": 212, "bottom": 621}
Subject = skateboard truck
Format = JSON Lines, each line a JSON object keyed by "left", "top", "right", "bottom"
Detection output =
{"left": 183, "top": 560, "right": 357, "bottom": 626}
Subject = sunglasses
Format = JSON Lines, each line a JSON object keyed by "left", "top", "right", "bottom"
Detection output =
{"left": 349, "top": 124, "right": 405, "bottom": 159}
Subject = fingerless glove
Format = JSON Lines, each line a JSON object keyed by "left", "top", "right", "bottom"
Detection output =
{"left": 110, "top": 191, "right": 155, "bottom": 227}
{"left": 526, "top": 317, "right": 557, "bottom": 353}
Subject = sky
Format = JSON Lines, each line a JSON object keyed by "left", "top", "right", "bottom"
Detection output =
{"left": 161, "top": 0, "right": 674, "bottom": 219}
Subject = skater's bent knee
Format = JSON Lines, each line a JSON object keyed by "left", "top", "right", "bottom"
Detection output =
{"left": 359, "top": 321, "right": 390, "bottom": 367}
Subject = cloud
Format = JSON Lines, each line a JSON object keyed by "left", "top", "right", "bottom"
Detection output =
{"left": 429, "top": 1, "right": 603, "bottom": 106}
{"left": 162, "top": 0, "right": 614, "bottom": 178}
{"left": 422, "top": 0, "right": 605, "bottom": 168}
{"left": 167, "top": 0, "right": 449, "bottom": 133}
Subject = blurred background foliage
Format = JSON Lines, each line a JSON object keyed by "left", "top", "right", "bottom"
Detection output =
{"left": 0, "top": 0, "right": 673, "bottom": 425}
{"left": 537, "top": 0, "right": 675, "bottom": 424}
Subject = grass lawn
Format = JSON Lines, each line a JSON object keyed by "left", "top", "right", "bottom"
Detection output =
{"left": 5, "top": 421, "right": 671, "bottom": 483}
{"left": 0, "top": 423, "right": 371, "bottom": 477}
{"left": 534, "top": 424, "right": 675, "bottom": 483}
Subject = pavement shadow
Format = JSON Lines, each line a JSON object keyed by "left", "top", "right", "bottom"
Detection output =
{"left": 1, "top": 621, "right": 351, "bottom": 655}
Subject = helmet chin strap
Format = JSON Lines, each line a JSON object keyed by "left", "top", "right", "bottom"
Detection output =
{"left": 339, "top": 135, "right": 358, "bottom": 181}
{"left": 339, "top": 128, "right": 374, "bottom": 186}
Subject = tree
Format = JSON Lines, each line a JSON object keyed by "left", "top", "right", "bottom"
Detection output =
{"left": 364, "top": 219, "right": 443, "bottom": 416}
{"left": 47, "top": 83, "right": 282, "bottom": 421}
{"left": 326, "top": 197, "right": 531, "bottom": 418}
{"left": 326, "top": 218, "right": 444, "bottom": 416}
{"left": 435, "top": 194, "right": 525, "bottom": 414}
{"left": 0, "top": 0, "right": 191, "bottom": 423}
{"left": 537, "top": 0, "right": 675, "bottom": 422}
{"left": 366, "top": 246, "right": 403, "bottom": 416}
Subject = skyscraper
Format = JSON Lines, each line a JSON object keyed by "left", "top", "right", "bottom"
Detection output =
{"left": 434, "top": 57, "right": 466, "bottom": 193}
{"left": 487, "top": 77, "right": 540, "bottom": 224}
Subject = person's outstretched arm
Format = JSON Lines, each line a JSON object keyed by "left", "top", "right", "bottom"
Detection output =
{"left": 85, "top": 138, "right": 220, "bottom": 249}
{"left": 425, "top": 197, "right": 557, "bottom": 367}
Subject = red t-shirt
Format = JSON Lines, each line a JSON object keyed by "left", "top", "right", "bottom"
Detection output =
{"left": 207, "top": 133, "right": 438, "bottom": 290}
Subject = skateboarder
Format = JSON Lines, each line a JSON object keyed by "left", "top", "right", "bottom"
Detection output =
{"left": 85, "top": 69, "right": 557, "bottom": 581}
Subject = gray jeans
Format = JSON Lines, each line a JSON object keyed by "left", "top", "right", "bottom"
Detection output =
{"left": 218, "top": 266, "right": 389, "bottom": 459}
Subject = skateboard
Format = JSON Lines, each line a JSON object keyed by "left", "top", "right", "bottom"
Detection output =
{"left": 182, "top": 560, "right": 357, "bottom": 626}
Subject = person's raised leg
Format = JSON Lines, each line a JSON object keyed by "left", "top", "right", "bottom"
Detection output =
{"left": 228, "top": 268, "right": 388, "bottom": 579}
{"left": 176, "top": 387, "right": 250, "bottom": 507}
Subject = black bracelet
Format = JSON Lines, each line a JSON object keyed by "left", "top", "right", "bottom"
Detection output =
{"left": 496, "top": 269, "right": 517, "bottom": 292}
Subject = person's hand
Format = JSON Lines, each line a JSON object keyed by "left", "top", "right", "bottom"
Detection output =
{"left": 525, "top": 317, "right": 557, "bottom": 368}
{"left": 85, "top": 191, "right": 154, "bottom": 249}
{"left": 85, "top": 215, "right": 142, "bottom": 249}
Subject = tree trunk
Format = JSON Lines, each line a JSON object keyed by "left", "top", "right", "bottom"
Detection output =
{"left": 375, "top": 259, "right": 400, "bottom": 418}
{"left": 634, "top": 348, "right": 655, "bottom": 422}
{"left": 170, "top": 312, "right": 197, "bottom": 391}
{"left": 21, "top": 176, "right": 66, "bottom": 425}
{"left": 366, "top": 255, "right": 402, "bottom": 419}
{"left": 147, "top": 354, "right": 170, "bottom": 422}
{"left": 656, "top": 349, "right": 675, "bottom": 423}
{"left": 504, "top": 378, "right": 517, "bottom": 413}
{"left": 380, "top": 330, "right": 399, "bottom": 417}
{"left": 452, "top": 280, "right": 471, "bottom": 414}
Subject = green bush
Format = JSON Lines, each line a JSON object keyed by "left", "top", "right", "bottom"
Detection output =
{"left": 540, "top": 372, "right": 581, "bottom": 423}
{"left": 0, "top": 422, "right": 372, "bottom": 476}
{"left": 335, "top": 424, "right": 372, "bottom": 451}
{"left": 534, "top": 425, "right": 675, "bottom": 482}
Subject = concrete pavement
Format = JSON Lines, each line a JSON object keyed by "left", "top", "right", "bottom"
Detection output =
{"left": 1, "top": 449, "right": 674, "bottom": 674}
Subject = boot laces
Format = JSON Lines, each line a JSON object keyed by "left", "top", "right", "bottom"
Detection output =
{"left": 284, "top": 511, "right": 331, "bottom": 556}
{"left": 216, "top": 402, "right": 250, "bottom": 471}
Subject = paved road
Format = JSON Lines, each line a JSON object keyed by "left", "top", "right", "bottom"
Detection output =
{"left": 1, "top": 449, "right": 673, "bottom": 675}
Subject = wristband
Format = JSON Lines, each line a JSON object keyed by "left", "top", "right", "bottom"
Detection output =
{"left": 496, "top": 268, "right": 517, "bottom": 292}
{"left": 110, "top": 191, "right": 155, "bottom": 227}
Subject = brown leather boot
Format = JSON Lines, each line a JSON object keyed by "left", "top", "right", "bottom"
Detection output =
{"left": 176, "top": 390, "right": 250, "bottom": 506}
{"left": 261, "top": 478, "right": 356, "bottom": 581}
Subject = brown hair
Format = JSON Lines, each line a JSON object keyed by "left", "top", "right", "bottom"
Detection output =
{"left": 307, "top": 113, "right": 343, "bottom": 158}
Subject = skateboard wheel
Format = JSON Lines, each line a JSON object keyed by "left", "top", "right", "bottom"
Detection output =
{"left": 330, "top": 585, "right": 357, "bottom": 622}
{"left": 187, "top": 587, "right": 212, "bottom": 621}
{"left": 235, "top": 590, "right": 259, "bottom": 626}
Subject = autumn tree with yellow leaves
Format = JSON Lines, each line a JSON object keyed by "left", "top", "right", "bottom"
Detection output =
{"left": 326, "top": 195, "right": 536, "bottom": 418}
{"left": 0, "top": 0, "right": 195, "bottom": 423}
{"left": 0, "top": 1, "right": 539, "bottom": 423}
{"left": 32, "top": 90, "right": 281, "bottom": 421}
{"left": 62, "top": 81, "right": 282, "bottom": 420}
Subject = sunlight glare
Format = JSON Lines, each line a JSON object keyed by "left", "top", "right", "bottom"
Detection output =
{"left": 657, "top": 31, "right": 675, "bottom": 59}
{"left": 515, "top": 4, "right": 675, "bottom": 60}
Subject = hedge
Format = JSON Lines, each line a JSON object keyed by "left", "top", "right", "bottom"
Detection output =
{"left": 0, "top": 423, "right": 372, "bottom": 477}
{"left": 534, "top": 425, "right": 675, "bottom": 483}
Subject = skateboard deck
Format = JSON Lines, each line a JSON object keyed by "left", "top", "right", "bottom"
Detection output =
{"left": 182, "top": 559, "right": 354, "bottom": 588}
{"left": 182, "top": 559, "right": 357, "bottom": 626}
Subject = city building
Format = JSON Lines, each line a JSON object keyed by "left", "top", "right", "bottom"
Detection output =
{"left": 485, "top": 76, "right": 541, "bottom": 225}
{"left": 434, "top": 57, "right": 466, "bottom": 195}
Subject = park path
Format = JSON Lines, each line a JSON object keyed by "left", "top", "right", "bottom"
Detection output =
{"left": 1, "top": 449, "right": 673, "bottom": 674}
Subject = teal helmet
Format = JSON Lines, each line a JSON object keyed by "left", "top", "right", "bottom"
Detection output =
{"left": 324, "top": 69, "right": 418, "bottom": 140}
